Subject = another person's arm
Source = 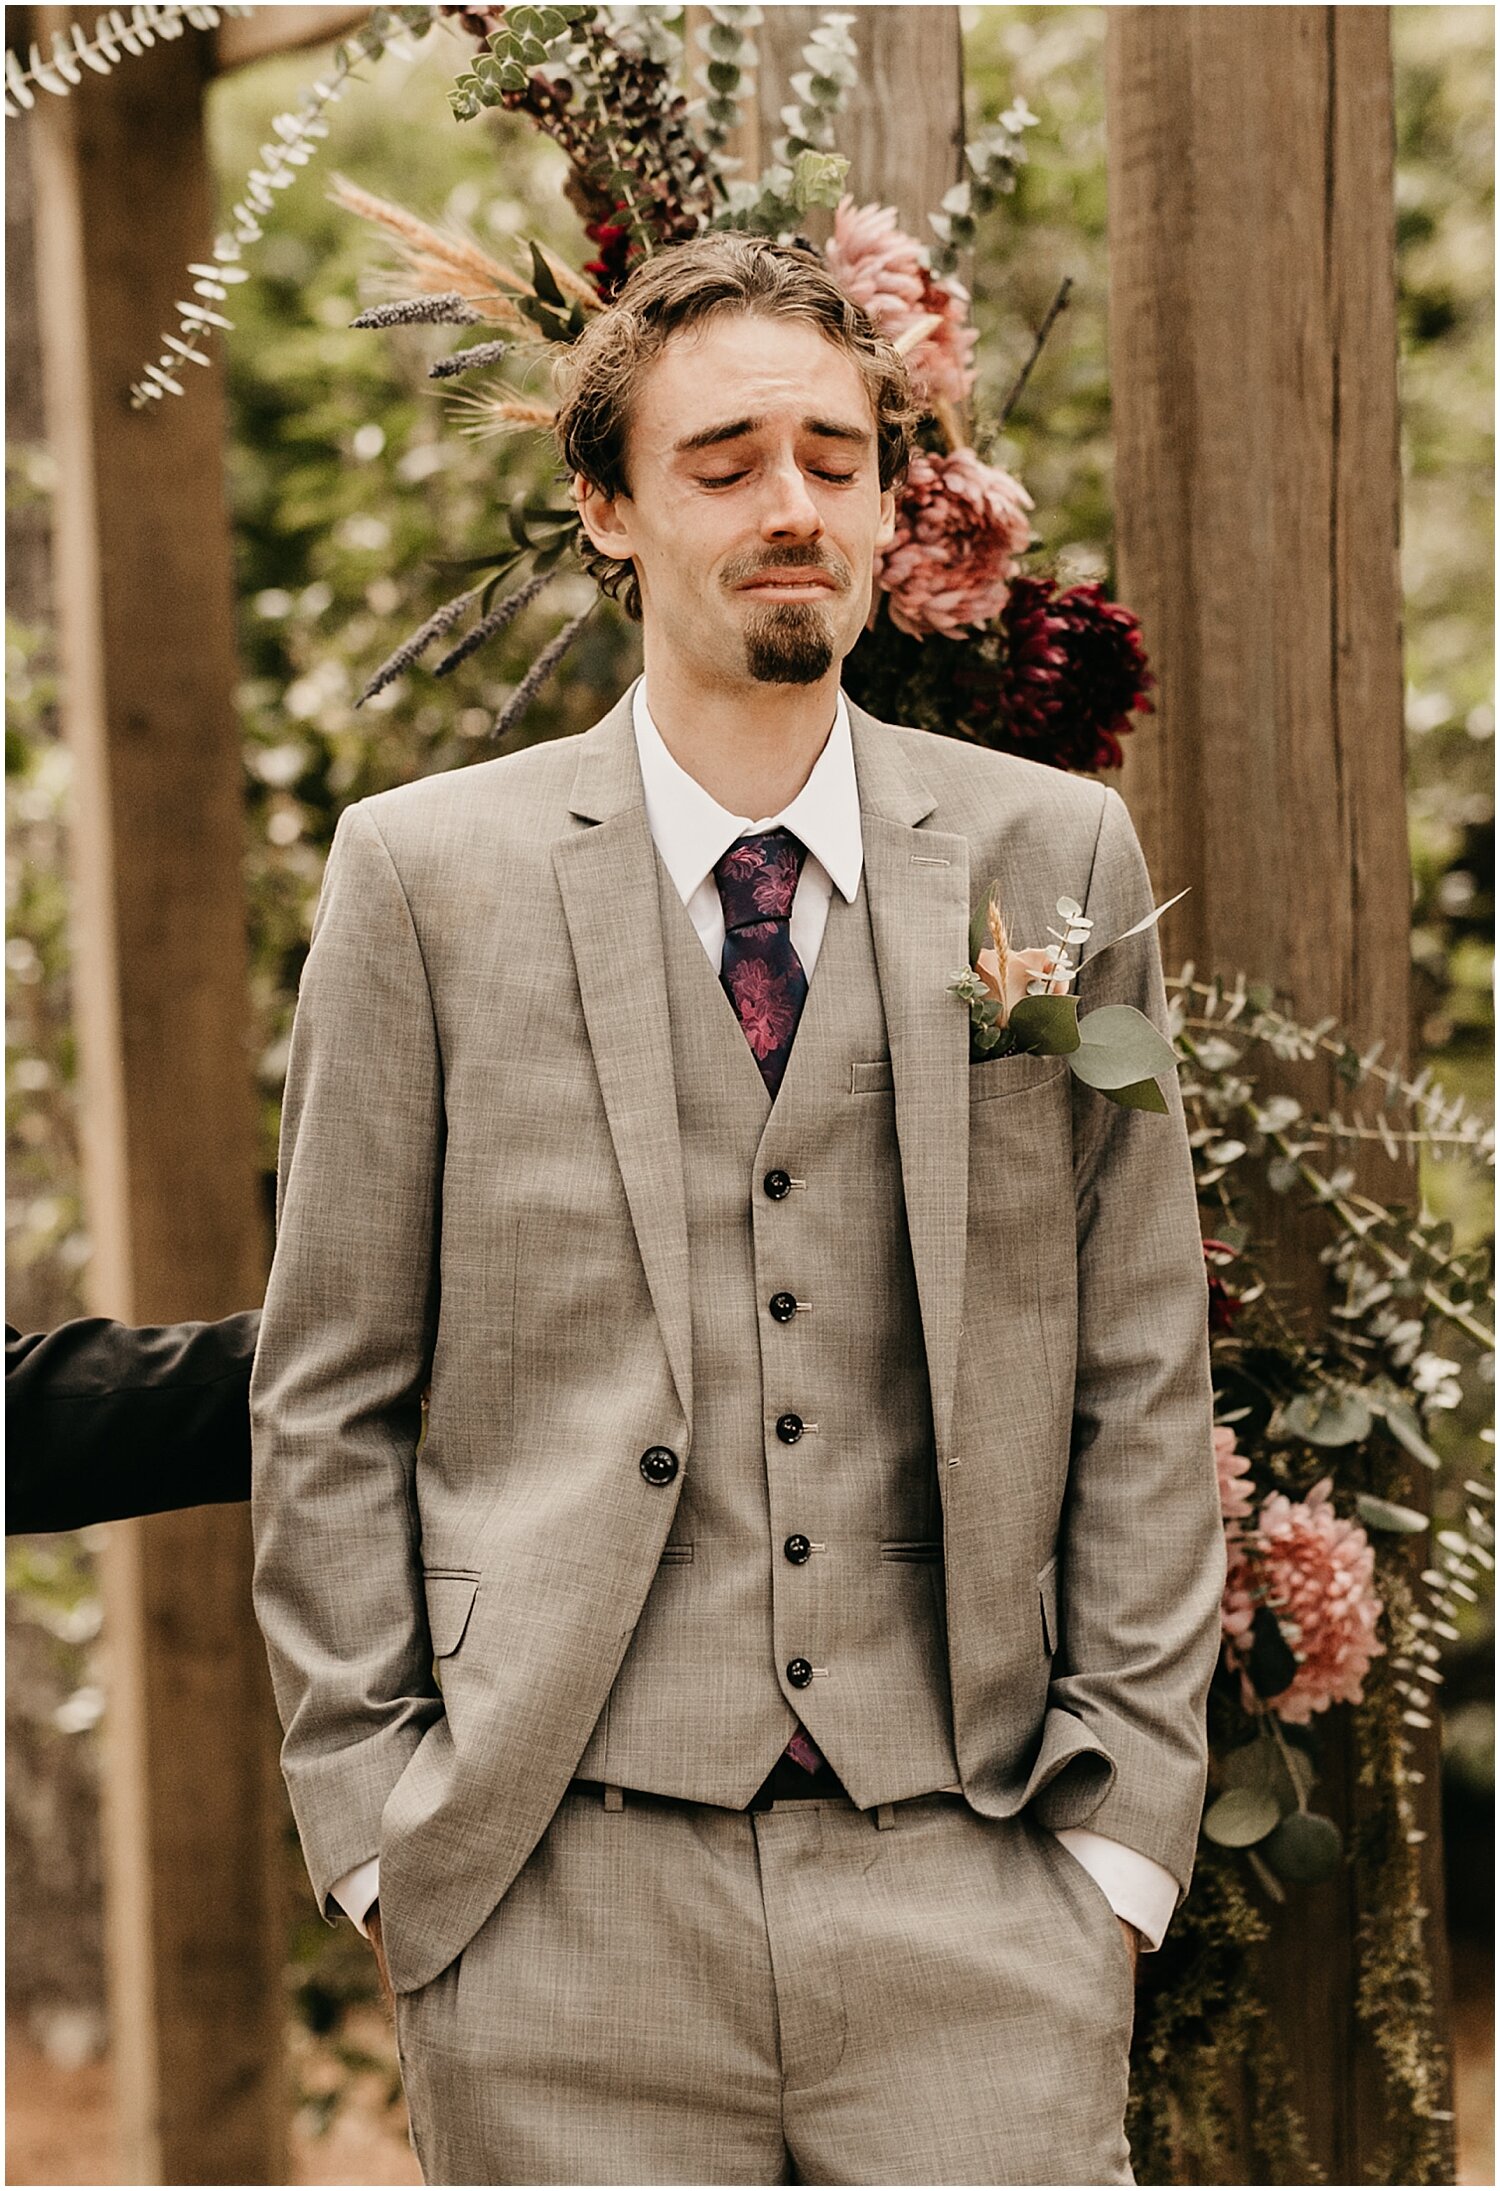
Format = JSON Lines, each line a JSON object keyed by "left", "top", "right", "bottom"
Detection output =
{"left": 5, "top": 1311, "right": 259, "bottom": 1534}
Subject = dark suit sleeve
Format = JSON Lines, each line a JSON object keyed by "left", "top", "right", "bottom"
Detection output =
{"left": 5, "top": 1311, "right": 260, "bottom": 1534}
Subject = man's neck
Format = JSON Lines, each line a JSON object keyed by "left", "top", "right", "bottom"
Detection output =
{"left": 641, "top": 648, "right": 842, "bottom": 820}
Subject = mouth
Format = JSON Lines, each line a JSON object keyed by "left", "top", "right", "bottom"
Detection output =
{"left": 736, "top": 573, "right": 841, "bottom": 599}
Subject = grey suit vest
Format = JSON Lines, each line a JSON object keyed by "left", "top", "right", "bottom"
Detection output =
{"left": 572, "top": 846, "right": 961, "bottom": 1806}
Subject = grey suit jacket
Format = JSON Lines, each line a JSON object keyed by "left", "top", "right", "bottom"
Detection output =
{"left": 249, "top": 691, "right": 1226, "bottom": 1994}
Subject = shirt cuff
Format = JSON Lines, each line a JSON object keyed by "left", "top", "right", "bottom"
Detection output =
{"left": 330, "top": 1856, "right": 380, "bottom": 1937}
{"left": 1050, "top": 1827, "right": 1178, "bottom": 1952}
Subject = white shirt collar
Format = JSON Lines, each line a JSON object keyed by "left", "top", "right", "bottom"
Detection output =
{"left": 631, "top": 677, "right": 864, "bottom": 908}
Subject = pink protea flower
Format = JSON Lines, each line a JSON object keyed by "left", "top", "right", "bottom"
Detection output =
{"left": 875, "top": 449, "right": 1035, "bottom": 639}
{"left": 1214, "top": 1424, "right": 1257, "bottom": 1528}
{"left": 824, "top": 196, "right": 977, "bottom": 406}
{"left": 1223, "top": 1478, "right": 1385, "bottom": 1724}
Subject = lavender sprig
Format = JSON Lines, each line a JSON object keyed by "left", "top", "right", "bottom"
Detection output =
{"left": 428, "top": 338, "right": 515, "bottom": 379}
{"left": 490, "top": 603, "right": 598, "bottom": 740}
{"left": 429, "top": 567, "right": 557, "bottom": 675}
{"left": 351, "top": 292, "right": 486, "bottom": 330}
{"left": 356, "top": 582, "right": 486, "bottom": 706}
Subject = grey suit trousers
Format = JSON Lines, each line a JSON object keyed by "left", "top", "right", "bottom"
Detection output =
{"left": 392, "top": 1782, "right": 1136, "bottom": 2186}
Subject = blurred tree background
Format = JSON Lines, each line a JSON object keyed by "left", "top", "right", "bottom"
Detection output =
{"left": 6, "top": 2, "right": 1492, "bottom": 2166}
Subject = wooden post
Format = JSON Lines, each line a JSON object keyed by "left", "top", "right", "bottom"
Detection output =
{"left": 1105, "top": 6, "right": 1452, "bottom": 2177}
{"left": 30, "top": 11, "right": 285, "bottom": 2182}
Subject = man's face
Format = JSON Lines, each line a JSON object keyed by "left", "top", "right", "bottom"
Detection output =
{"left": 576, "top": 311, "right": 898, "bottom": 690}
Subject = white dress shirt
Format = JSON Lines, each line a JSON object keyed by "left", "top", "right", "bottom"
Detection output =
{"left": 331, "top": 676, "right": 1178, "bottom": 1955}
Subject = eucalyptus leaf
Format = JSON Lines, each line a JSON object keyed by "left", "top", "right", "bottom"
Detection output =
{"left": 1067, "top": 1002, "right": 1176, "bottom": 1089}
{"left": 1375, "top": 1397, "right": 1445, "bottom": 1472}
{"left": 789, "top": 149, "right": 848, "bottom": 211}
{"left": 1355, "top": 1493, "right": 1429, "bottom": 1535}
{"left": 1203, "top": 1786, "right": 1281, "bottom": 1848}
{"left": 1281, "top": 1389, "right": 1374, "bottom": 1448}
{"left": 1006, "top": 995, "right": 1081, "bottom": 1055}
{"left": 1107, "top": 1076, "right": 1170, "bottom": 1114}
{"left": 1217, "top": 1740, "right": 1280, "bottom": 1794}
{"left": 1262, "top": 1809, "right": 1343, "bottom": 1884}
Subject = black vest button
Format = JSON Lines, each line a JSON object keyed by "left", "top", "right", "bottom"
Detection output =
{"left": 786, "top": 1657, "right": 814, "bottom": 1689}
{"left": 784, "top": 1534, "right": 811, "bottom": 1564}
{"left": 775, "top": 1412, "right": 804, "bottom": 1445}
{"left": 763, "top": 1168, "right": 792, "bottom": 1200}
{"left": 768, "top": 1291, "right": 798, "bottom": 1323}
{"left": 638, "top": 1445, "right": 678, "bottom": 1486}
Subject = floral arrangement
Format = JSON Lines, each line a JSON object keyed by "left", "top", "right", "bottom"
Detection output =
{"left": 1126, "top": 971, "right": 1493, "bottom": 2183}
{"left": 334, "top": 3, "right": 1156, "bottom": 759}
{"left": 952, "top": 876, "right": 1187, "bottom": 1110}
{"left": 20, "top": 0, "right": 1154, "bottom": 764}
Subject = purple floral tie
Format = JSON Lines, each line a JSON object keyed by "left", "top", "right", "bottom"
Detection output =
{"left": 713, "top": 826, "right": 826, "bottom": 1781}
{"left": 713, "top": 827, "right": 810, "bottom": 1101}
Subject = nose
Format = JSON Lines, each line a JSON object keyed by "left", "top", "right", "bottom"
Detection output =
{"left": 757, "top": 454, "right": 824, "bottom": 543}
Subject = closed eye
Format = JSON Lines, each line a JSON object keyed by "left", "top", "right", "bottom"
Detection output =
{"left": 696, "top": 468, "right": 858, "bottom": 489}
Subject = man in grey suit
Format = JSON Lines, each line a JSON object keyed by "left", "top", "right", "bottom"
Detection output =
{"left": 251, "top": 233, "right": 1226, "bottom": 2186}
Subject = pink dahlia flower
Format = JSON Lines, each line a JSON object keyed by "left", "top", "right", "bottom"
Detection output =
{"left": 1223, "top": 1477, "right": 1384, "bottom": 1724}
{"left": 1214, "top": 1424, "right": 1256, "bottom": 1528}
{"left": 824, "top": 196, "right": 977, "bottom": 407}
{"left": 874, "top": 449, "right": 1035, "bottom": 639}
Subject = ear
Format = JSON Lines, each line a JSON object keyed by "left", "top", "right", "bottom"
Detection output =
{"left": 574, "top": 473, "right": 636, "bottom": 563}
{"left": 875, "top": 482, "right": 898, "bottom": 551}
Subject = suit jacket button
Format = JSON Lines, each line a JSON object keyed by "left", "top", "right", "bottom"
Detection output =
{"left": 639, "top": 1445, "right": 678, "bottom": 1486}
{"left": 786, "top": 1657, "right": 814, "bottom": 1689}
{"left": 768, "top": 1291, "right": 797, "bottom": 1323}
{"left": 763, "top": 1169, "right": 792, "bottom": 1200}
{"left": 784, "top": 1534, "right": 811, "bottom": 1564}
{"left": 775, "top": 1412, "right": 804, "bottom": 1444}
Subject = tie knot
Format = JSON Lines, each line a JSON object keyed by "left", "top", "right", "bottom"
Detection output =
{"left": 713, "top": 827, "right": 806, "bottom": 931}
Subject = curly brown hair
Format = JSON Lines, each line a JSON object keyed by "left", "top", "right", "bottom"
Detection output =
{"left": 553, "top": 232, "right": 918, "bottom": 621}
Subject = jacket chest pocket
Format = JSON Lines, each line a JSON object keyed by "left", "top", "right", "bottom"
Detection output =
{"left": 970, "top": 1051, "right": 1071, "bottom": 1105}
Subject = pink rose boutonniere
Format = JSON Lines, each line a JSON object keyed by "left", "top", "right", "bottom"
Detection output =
{"left": 949, "top": 877, "right": 1190, "bottom": 1113}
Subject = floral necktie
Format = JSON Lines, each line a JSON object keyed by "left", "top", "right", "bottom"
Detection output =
{"left": 712, "top": 825, "right": 826, "bottom": 1781}
{"left": 713, "top": 827, "right": 810, "bottom": 1100}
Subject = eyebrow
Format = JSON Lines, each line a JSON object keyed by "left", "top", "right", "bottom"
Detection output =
{"left": 672, "top": 415, "right": 873, "bottom": 457}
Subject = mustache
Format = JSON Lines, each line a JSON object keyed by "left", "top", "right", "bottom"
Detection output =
{"left": 721, "top": 544, "right": 852, "bottom": 591}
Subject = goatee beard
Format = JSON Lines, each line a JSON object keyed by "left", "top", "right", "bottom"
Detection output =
{"left": 743, "top": 602, "right": 837, "bottom": 686}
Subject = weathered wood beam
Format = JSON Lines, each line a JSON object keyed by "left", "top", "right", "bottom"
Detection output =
{"left": 1106, "top": 6, "right": 1452, "bottom": 2179}
{"left": 214, "top": 4, "right": 371, "bottom": 73}
{"left": 30, "top": 8, "right": 285, "bottom": 2182}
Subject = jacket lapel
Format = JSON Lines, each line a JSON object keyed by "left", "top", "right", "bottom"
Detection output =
{"left": 553, "top": 693, "right": 694, "bottom": 1438}
{"left": 849, "top": 701, "right": 972, "bottom": 1465}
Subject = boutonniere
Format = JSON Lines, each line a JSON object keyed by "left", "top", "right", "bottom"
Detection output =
{"left": 949, "top": 879, "right": 1190, "bottom": 1113}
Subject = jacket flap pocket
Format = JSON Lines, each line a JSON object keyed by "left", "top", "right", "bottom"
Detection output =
{"left": 1037, "top": 1554, "right": 1060, "bottom": 1656}
{"left": 425, "top": 1573, "right": 479, "bottom": 1658}
{"left": 880, "top": 1539, "right": 941, "bottom": 1562}
{"left": 850, "top": 1058, "right": 894, "bottom": 1094}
